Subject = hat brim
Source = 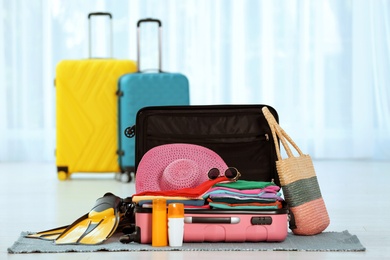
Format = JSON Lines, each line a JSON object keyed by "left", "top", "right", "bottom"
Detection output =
{"left": 135, "top": 143, "right": 228, "bottom": 193}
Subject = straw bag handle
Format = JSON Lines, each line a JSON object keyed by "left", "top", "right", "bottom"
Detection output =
{"left": 262, "top": 107, "right": 304, "bottom": 160}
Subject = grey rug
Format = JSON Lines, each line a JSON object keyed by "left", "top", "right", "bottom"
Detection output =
{"left": 8, "top": 230, "right": 365, "bottom": 254}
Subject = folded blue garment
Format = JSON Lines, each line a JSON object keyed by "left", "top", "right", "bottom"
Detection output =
{"left": 137, "top": 199, "right": 205, "bottom": 207}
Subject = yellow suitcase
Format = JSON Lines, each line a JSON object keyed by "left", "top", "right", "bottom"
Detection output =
{"left": 55, "top": 13, "right": 137, "bottom": 180}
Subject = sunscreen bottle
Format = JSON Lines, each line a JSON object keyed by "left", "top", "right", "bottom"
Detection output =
{"left": 152, "top": 198, "right": 167, "bottom": 247}
{"left": 168, "top": 203, "right": 185, "bottom": 247}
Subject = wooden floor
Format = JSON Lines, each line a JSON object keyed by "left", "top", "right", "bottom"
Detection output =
{"left": 1, "top": 160, "right": 390, "bottom": 259}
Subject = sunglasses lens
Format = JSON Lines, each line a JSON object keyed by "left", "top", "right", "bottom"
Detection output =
{"left": 225, "top": 167, "right": 238, "bottom": 179}
{"left": 208, "top": 168, "right": 220, "bottom": 180}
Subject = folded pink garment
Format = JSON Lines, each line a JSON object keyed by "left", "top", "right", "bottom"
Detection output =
{"left": 209, "top": 193, "right": 283, "bottom": 201}
{"left": 206, "top": 185, "right": 280, "bottom": 195}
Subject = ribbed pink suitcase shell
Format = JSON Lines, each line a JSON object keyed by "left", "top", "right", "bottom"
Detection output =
{"left": 135, "top": 208, "right": 288, "bottom": 243}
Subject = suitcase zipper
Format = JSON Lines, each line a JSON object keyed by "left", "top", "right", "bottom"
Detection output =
{"left": 144, "top": 133, "right": 270, "bottom": 144}
{"left": 124, "top": 127, "right": 270, "bottom": 142}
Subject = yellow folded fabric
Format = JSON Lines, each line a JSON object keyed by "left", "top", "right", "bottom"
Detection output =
{"left": 132, "top": 195, "right": 195, "bottom": 203}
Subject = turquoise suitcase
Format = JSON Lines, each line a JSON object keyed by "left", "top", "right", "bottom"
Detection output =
{"left": 117, "top": 18, "right": 190, "bottom": 181}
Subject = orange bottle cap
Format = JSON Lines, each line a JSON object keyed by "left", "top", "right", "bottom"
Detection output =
{"left": 168, "top": 203, "right": 184, "bottom": 218}
{"left": 152, "top": 198, "right": 167, "bottom": 211}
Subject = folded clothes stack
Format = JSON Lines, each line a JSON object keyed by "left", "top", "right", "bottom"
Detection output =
{"left": 203, "top": 180, "right": 284, "bottom": 210}
{"left": 132, "top": 177, "right": 284, "bottom": 210}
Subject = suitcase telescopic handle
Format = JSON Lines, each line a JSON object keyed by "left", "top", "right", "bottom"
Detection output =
{"left": 137, "top": 18, "right": 163, "bottom": 72}
{"left": 88, "top": 12, "right": 113, "bottom": 58}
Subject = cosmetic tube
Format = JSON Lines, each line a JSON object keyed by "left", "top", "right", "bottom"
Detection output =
{"left": 168, "top": 203, "right": 184, "bottom": 247}
{"left": 152, "top": 198, "right": 167, "bottom": 247}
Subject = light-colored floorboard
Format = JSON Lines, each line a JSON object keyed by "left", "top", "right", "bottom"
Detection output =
{"left": 1, "top": 160, "right": 389, "bottom": 259}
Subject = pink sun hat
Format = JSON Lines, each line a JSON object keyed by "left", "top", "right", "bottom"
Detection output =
{"left": 135, "top": 143, "right": 228, "bottom": 193}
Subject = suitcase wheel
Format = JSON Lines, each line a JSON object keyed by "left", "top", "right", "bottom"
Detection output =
{"left": 57, "top": 171, "right": 69, "bottom": 181}
{"left": 117, "top": 167, "right": 134, "bottom": 183}
{"left": 120, "top": 172, "right": 132, "bottom": 183}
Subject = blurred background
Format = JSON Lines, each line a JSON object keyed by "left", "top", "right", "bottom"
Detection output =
{"left": 0, "top": 0, "right": 389, "bottom": 162}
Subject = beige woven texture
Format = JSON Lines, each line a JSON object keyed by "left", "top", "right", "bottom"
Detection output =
{"left": 276, "top": 155, "right": 316, "bottom": 186}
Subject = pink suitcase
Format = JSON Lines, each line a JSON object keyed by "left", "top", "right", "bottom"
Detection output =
{"left": 134, "top": 206, "right": 288, "bottom": 243}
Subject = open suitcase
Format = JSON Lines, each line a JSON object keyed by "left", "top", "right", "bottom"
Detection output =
{"left": 133, "top": 207, "right": 288, "bottom": 243}
{"left": 117, "top": 18, "right": 190, "bottom": 180}
{"left": 123, "top": 105, "right": 289, "bottom": 243}
{"left": 55, "top": 13, "right": 137, "bottom": 180}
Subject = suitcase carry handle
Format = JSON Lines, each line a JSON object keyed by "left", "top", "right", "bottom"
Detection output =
{"left": 137, "top": 18, "right": 162, "bottom": 27}
{"left": 137, "top": 18, "right": 163, "bottom": 72}
{"left": 88, "top": 12, "right": 113, "bottom": 58}
{"left": 88, "top": 12, "right": 112, "bottom": 19}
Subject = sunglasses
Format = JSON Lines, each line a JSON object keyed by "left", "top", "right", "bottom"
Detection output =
{"left": 208, "top": 167, "right": 241, "bottom": 182}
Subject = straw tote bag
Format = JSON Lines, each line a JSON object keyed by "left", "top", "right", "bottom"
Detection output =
{"left": 262, "top": 107, "right": 330, "bottom": 235}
